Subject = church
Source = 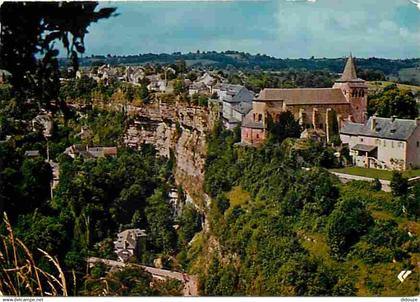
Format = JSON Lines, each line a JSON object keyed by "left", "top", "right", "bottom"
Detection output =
{"left": 241, "top": 56, "right": 368, "bottom": 146}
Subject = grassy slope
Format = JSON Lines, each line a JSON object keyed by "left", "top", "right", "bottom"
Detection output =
{"left": 299, "top": 184, "right": 419, "bottom": 296}
{"left": 367, "top": 81, "right": 420, "bottom": 93}
{"left": 330, "top": 167, "right": 420, "bottom": 181}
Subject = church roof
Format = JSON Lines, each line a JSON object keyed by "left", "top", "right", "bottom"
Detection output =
{"left": 257, "top": 88, "right": 349, "bottom": 105}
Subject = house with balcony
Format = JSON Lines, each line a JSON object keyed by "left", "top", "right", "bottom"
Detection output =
{"left": 340, "top": 116, "right": 420, "bottom": 170}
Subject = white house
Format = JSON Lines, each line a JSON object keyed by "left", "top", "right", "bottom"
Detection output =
{"left": 212, "top": 84, "right": 255, "bottom": 129}
{"left": 340, "top": 116, "right": 420, "bottom": 170}
{"left": 188, "top": 72, "right": 217, "bottom": 95}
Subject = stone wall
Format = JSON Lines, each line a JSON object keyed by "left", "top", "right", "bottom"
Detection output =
{"left": 124, "top": 101, "right": 217, "bottom": 208}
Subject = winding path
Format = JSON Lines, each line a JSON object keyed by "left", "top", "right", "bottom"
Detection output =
{"left": 87, "top": 257, "right": 198, "bottom": 296}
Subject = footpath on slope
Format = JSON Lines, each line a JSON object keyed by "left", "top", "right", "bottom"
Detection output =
{"left": 87, "top": 256, "right": 199, "bottom": 296}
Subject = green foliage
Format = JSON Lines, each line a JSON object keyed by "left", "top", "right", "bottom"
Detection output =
{"left": 390, "top": 171, "right": 409, "bottom": 197}
{"left": 349, "top": 220, "right": 408, "bottom": 265}
{"left": 0, "top": 148, "right": 52, "bottom": 221}
{"left": 83, "top": 109, "right": 126, "bottom": 146}
{"left": 15, "top": 212, "right": 68, "bottom": 257}
{"left": 0, "top": 1, "right": 116, "bottom": 114}
{"left": 267, "top": 111, "right": 301, "bottom": 144}
{"left": 178, "top": 204, "right": 202, "bottom": 244}
{"left": 60, "top": 76, "right": 97, "bottom": 103}
{"left": 83, "top": 266, "right": 157, "bottom": 296}
{"left": 191, "top": 94, "right": 208, "bottom": 107}
{"left": 368, "top": 85, "right": 418, "bottom": 119}
{"left": 53, "top": 148, "right": 172, "bottom": 251}
{"left": 173, "top": 79, "right": 186, "bottom": 95}
{"left": 145, "top": 189, "right": 177, "bottom": 253}
{"left": 371, "top": 178, "right": 382, "bottom": 191}
{"left": 326, "top": 197, "right": 373, "bottom": 258}
{"left": 215, "top": 194, "right": 230, "bottom": 214}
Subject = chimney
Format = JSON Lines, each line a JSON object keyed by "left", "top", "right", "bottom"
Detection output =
{"left": 391, "top": 115, "right": 397, "bottom": 122}
{"left": 371, "top": 116, "right": 377, "bottom": 131}
{"left": 416, "top": 117, "right": 420, "bottom": 126}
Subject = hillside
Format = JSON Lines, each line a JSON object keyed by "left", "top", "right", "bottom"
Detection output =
{"left": 367, "top": 81, "right": 420, "bottom": 94}
{"left": 60, "top": 52, "right": 420, "bottom": 85}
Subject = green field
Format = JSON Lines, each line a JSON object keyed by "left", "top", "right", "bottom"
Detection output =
{"left": 367, "top": 81, "right": 420, "bottom": 93}
{"left": 330, "top": 167, "right": 420, "bottom": 180}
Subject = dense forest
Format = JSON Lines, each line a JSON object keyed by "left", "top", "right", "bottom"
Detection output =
{"left": 1, "top": 1, "right": 419, "bottom": 297}
{"left": 190, "top": 122, "right": 420, "bottom": 296}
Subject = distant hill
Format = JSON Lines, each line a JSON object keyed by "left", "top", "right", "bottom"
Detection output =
{"left": 61, "top": 51, "right": 420, "bottom": 85}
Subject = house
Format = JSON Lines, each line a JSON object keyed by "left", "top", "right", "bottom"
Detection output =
{"left": 189, "top": 81, "right": 208, "bottom": 96}
{"left": 64, "top": 144, "right": 117, "bottom": 159}
{"left": 114, "top": 229, "right": 147, "bottom": 262}
{"left": 24, "top": 150, "right": 40, "bottom": 158}
{"left": 241, "top": 55, "right": 368, "bottom": 146}
{"left": 340, "top": 116, "right": 420, "bottom": 170}
{"left": 126, "top": 66, "right": 146, "bottom": 84}
{"left": 146, "top": 74, "right": 167, "bottom": 92}
{"left": 188, "top": 72, "right": 217, "bottom": 95}
{"left": 212, "top": 84, "right": 255, "bottom": 129}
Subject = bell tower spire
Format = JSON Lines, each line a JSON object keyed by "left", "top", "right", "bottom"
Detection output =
{"left": 333, "top": 54, "right": 368, "bottom": 123}
{"left": 339, "top": 55, "right": 358, "bottom": 82}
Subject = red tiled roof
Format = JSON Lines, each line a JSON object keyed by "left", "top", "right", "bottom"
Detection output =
{"left": 257, "top": 88, "right": 349, "bottom": 105}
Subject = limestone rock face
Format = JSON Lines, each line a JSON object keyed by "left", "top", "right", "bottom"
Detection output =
{"left": 124, "top": 101, "right": 216, "bottom": 208}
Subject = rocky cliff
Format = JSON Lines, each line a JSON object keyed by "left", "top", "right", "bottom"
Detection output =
{"left": 124, "top": 101, "right": 217, "bottom": 208}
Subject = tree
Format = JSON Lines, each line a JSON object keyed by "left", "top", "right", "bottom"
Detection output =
{"left": 371, "top": 178, "right": 382, "bottom": 191}
{"left": 390, "top": 171, "right": 408, "bottom": 197}
{"left": 267, "top": 111, "right": 301, "bottom": 144}
{"left": 145, "top": 189, "right": 176, "bottom": 252}
{"left": 83, "top": 266, "right": 158, "bottom": 296}
{"left": 0, "top": 1, "right": 116, "bottom": 114}
{"left": 173, "top": 79, "right": 186, "bottom": 95}
{"left": 178, "top": 204, "right": 202, "bottom": 244}
{"left": 368, "top": 86, "right": 417, "bottom": 119}
{"left": 326, "top": 196, "right": 373, "bottom": 258}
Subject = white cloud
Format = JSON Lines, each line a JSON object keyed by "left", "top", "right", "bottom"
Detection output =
{"left": 409, "top": 0, "right": 420, "bottom": 10}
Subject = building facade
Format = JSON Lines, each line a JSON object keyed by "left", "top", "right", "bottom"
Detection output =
{"left": 212, "top": 84, "right": 254, "bottom": 129}
{"left": 340, "top": 116, "right": 420, "bottom": 170}
{"left": 114, "top": 229, "right": 147, "bottom": 262}
{"left": 241, "top": 56, "right": 368, "bottom": 146}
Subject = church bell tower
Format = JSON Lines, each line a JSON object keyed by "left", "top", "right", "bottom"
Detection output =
{"left": 333, "top": 55, "right": 368, "bottom": 123}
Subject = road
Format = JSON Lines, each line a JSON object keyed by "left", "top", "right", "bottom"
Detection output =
{"left": 87, "top": 257, "right": 198, "bottom": 296}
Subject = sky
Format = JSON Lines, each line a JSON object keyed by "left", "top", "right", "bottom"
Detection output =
{"left": 82, "top": 0, "right": 420, "bottom": 59}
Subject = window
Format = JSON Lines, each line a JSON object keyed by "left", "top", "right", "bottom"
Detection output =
{"left": 392, "top": 141, "right": 394, "bottom": 148}
{"left": 383, "top": 140, "right": 386, "bottom": 147}
{"left": 256, "top": 134, "right": 259, "bottom": 139}
{"left": 417, "top": 141, "right": 419, "bottom": 148}
{"left": 360, "top": 138, "right": 364, "bottom": 142}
